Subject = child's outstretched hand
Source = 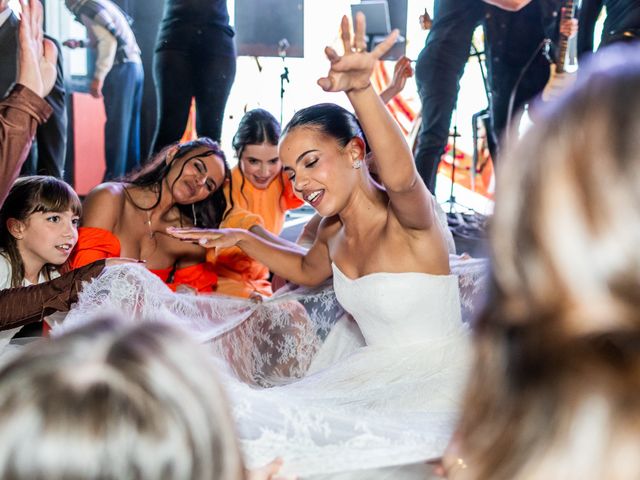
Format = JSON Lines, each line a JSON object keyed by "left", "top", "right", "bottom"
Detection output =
{"left": 318, "top": 12, "right": 399, "bottom": 93}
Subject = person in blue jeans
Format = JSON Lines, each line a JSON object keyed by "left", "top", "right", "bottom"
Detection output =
{"left": 64, "top": 0, "right": 143, "bottom": 181}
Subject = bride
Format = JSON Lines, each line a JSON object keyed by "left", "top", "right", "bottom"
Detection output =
{"left": 58, "top": 13, "right": 475, "bottom": 478}
{"left": 166, "top": 12, "right": 470, "bottom": 475}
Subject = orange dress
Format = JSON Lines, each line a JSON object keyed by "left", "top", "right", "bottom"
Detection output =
{"left": 206, "top": 208, "right": 271, "bottom": 298}
{"left": 209, "top": 168, "right": 304, "bottom": 298}
{"left": 69, "top": 226, "right": 219, "bottom": 293}
{"left": 228, "top": 167, "right": 303, "bottom": 235}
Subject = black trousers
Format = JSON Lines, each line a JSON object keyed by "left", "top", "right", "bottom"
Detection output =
{"left": 21, "top": 100, "right": 67, "bottom": 178}
{"left": 414, "top": 0, "right": 484, "bottom": 193}
{"left": 151, "top": 49, "right": 236, "bottom": 153}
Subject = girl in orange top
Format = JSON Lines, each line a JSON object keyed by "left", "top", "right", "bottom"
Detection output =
{"left": 228, "top": 109, "right": 303, "bottom": 234}
{"left": 210, "top": 110, "right": 304, "bottom": 298}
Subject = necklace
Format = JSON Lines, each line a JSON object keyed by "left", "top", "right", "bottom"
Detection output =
{"left": 145, "top": 210, "right": 155, "bottom": 239}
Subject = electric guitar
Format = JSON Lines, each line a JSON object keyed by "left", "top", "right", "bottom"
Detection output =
{"left": 541, "top": 0, "right": 578, "bottom": 102}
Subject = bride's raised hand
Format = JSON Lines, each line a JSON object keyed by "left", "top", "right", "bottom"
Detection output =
{"left": 166, "top": 227, "right": 242, "bottom": 249}
{"left": 317, "top": 12, "right": 398, "bottom": 93}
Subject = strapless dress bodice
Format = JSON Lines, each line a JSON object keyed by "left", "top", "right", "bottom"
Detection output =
{"left": 331, "top": 263, "right": 462, "bottom": 347}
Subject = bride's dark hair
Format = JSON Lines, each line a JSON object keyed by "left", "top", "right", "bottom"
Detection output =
{"left": 282, "top": 103, "right": 369, "bottom": 152}
{"left": 124, "top": 137, "right": 233, "bottom": 228}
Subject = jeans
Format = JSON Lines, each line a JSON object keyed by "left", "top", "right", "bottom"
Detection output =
{"left": 102, "top": 61, "right": 144, "bottom": 181}
{"left": 414, "top": 0, "right": 484, "bottom": 193}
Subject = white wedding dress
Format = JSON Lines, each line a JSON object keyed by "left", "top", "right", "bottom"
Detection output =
{"left": 55, "top": 257, "right": 485, "bottom": 478}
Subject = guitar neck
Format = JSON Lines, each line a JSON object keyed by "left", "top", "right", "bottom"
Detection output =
{"left": 555, "top": 0, "right": 577, "bottom": 74}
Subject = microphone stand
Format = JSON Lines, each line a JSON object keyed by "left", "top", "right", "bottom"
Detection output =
{"left": 278, "top": 38, "right": 290, "bottom": 126}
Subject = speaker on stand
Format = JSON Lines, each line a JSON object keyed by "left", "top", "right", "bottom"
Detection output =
{"left": 234, "top": 0, "right": 303, "bottom": 124}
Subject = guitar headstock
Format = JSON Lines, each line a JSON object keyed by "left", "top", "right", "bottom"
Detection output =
{"left": 419, "top": 8, "right": 432, "bottom": 31}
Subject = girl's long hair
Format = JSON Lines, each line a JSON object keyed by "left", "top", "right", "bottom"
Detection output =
{"left": 0, "top": 176, "right": 81, "bottom": 287}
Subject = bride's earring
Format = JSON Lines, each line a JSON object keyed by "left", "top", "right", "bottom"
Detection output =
{"left": 192, "top": 204, "right": 198, "bottom": 226}
{"left": 352, "top": 159, "right": 363, "bottom": 169}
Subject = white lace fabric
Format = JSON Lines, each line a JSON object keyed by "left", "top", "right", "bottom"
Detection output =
{"left": 55, "top": 256, "right": 488, "bottom": 477}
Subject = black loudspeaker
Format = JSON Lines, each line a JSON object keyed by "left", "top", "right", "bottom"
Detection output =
{"left": 235, "top": 0, "right": 304, "bottom": 58}
{"left": 369, "top": 0, "right": 408, "bottom": 61}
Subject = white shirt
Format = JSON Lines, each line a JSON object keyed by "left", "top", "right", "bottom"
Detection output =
{"left": 0, "top": 7, "right": 13, "bottom": 29}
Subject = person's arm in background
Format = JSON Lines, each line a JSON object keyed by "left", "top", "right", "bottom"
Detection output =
{"left": 577, "top": 0, "right": 603, "bottom": 58}
{"left": 82, "top": 20, "right": 117, "bottom": 98}
{"left": 0, "top": 0, "right": 57, "bottom": 206}
{"left": 483, "top": 0, "right": 531, "bottom": 11}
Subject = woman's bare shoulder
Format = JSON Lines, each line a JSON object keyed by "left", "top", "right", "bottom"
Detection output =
{"left": 82, "top": 182, "right": 128, "bottom": 230}
{"left": 85, "top": 182, "right": 128, "bottom": 202}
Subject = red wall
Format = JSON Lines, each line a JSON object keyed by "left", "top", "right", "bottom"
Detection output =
{"left": 72, "top": 92, "right": 106, "bottom": 196}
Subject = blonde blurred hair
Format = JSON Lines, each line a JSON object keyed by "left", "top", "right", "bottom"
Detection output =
{"left": 492, "top": 47, "right": 640, "bottom": 336}
{"left": 455, "top": 46, "right": 640, "bottom": 480}
{"left": 0, "top": 318, "right": 245, "bottom": 480}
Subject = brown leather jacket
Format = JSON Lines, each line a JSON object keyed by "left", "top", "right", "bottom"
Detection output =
{"left": 0, "top": 84, "right": 52, "bottom": 205}
{"left": 0, "top": 260, "right": 106, "bottom": 331}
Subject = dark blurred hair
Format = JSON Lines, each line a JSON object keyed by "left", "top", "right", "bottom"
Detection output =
{"left": 232, "top": 108, "right": 283, "bottom": 201}
{"left": 0, "top": 176, "right": 81, "bottom": 287}
{"left": 124, "top": 137, "right": 233, "bottom": 228}
{"left": 232, "top": 108, "right": 281, "bottom": 159}
{"left": 282, "top": 103, "right": 369, "bottom": 152}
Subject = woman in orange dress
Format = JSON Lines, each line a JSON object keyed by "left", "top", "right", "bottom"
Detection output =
{"left": 69, "top": 137, "right": 265, "bottom": 293}
{"left": 211, "top": 109, "right": 304, "bottom": 298}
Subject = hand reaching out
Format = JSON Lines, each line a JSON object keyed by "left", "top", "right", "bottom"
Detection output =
{"left": 166, "top": 227, "right": 243, "bottom": 249}
{"left": 317, "top": 13, "right": 399, "bottom": 93}
{"left": 62, "top": 39, "right": 83, "bottom": 49}
{"left": 380, "top": 55, "right": 414, "bottom": 103}
{"left": 104, "top": 257, "right": 144, "bottom": 267}
{"left": 16, "top": 0, "right": 57, "bottom": 97}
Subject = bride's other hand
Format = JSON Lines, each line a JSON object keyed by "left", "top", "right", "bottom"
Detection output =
{"left": 317, "top": 13, "right": 399, "bottom": 93}
{"left": 166, "top": 227, "right": 242, "bottom": 249}
{"left": 246, "top": 457, "right": 297, "bottom": 480}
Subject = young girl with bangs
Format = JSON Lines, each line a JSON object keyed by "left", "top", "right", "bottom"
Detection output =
{"left": 0, "top": 176, "right": 81, "bottom": 348}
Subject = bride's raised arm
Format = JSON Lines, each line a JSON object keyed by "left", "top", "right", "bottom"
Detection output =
{"left": 318, "top": 13, "right": 437, "bottom": 231}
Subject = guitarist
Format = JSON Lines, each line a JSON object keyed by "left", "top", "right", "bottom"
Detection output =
{"left": 578, "top": 0, "right": 640, "bottom": 58}
{"left": 484, "top": 0, "right": 577, "bottom": 159}
{"left": 413, "top": 0, "right": 535, "bottom": 194}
